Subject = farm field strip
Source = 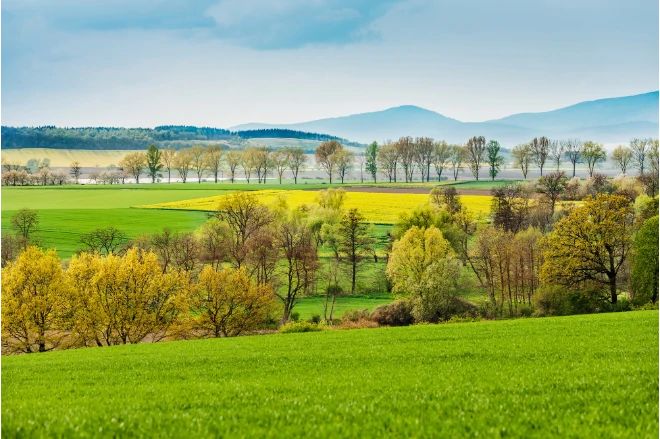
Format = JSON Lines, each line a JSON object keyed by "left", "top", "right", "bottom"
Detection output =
{"left": 142, "top": 190, "right": 493, "bottom": 224}
{"left": 1, "top": 187, "right": 232, "bottom": 210}
{"left": 2, "top": 311, "right": 657, "bottom": 438}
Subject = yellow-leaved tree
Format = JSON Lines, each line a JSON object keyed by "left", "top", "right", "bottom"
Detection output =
{"left": 1, "top": 247, "right": 72, "bottom": 353}
{"left": 386, "top": 226, "right": 463, "bottom": 322}
{"left": 541, "top": 194, "right": 634, "bottom": 304}
{"left": 67, "top": 249, "right": 191, "bottom": 346}
{"left": 193, "top": 265, "right": 276, "bottom": 337}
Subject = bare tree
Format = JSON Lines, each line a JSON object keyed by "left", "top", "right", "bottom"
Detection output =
{"left": 173, "top": 148, "right": 193, "bottom": 183}
{"left": 536, "top": 171, "right": 569, "bottom": 215}
{"left": 562, "top": 139, "right": 583, "bottom": 177}
{"left": 271, "top": 149, "right": 289, "bottom": 184}
{"left": 225, "top": 150, "right": 242, "bottom": 183}
{"left": 511, "top": 143, "right": 532, "bottom": 179}
{"left": 69, "top": 162, "right": 82, "bottom": 184}
{"left": 334, "top": 149, "right": 353, "bottom": 184}
{"left": 449, "top": 145, "right": 465, "bottom": 181}
{"left": 630, "top": 138, "right": 651, "bottom": 175}
{"left": 190, "top": 145, "right": 207, "bottom": 183}
{"left": 548, "top": 139, "right": 565, "bottom": 171}
{"left": 315, "top": 140, "right": 343, "bottom": 183}
{"left": 530, "top": 137, "right": 550, "bottom": 176}
{"left": 161, "top": 148, "right": 176, "bottom": 183}
{"left": 287, "top": 147, "right": 307, "bottom": 184}
{"left": 377, "top": 143, "right": 398, "bottom": 182}
{"left": 414, "top": 137, "right": 435, "bottom": 182}
{"left": 432, "top": 141, "right": 451, "bottom": 181}
{"left": 396, "top": 136, "right": 416, "bottom": 182}
{"left": 79, "top": 227, "right": 127, "bottom": 255}
{"left": 204, "top": 145, "right": 224, "bottom": 183}
{"left": 252, "top": 147, "right": 272, "bottom": 184}
{"left": 210, "top": 192, "right": 273, "bottom": 268}
{"left": 355, "top": 152, "right": 366, "bottom": 183}
{"left": 465, "top": 136, "right": 486, "bottom": 180}
{"left": 10, "top": 208, "right": 39, "bottom": 249}
{"left": 240, "top": 148, "right": 258, "bottom": 184}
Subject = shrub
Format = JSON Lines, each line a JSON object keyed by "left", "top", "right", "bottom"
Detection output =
{"left": 336, "top": 319, "right": 379, "bottom": 330}
{"left": 279, "top": 321, "right": 324, "bottom": 334}
{"left": 342, "top": 309, "right": 371, "bottom": 323}
{"left": 308, "top": 314, "right": 322, "bottom": 324}
{"left": 371, "top": 300, "right": 414, "bottom": 326}
{"left": 290, "top": 311, "right": 300, "bottom": 322}
{"left": 533, "top": 286, "right": 622, "bottom": 316}
{"left": 411, "top": 294, "right": 480, "bottom": 323}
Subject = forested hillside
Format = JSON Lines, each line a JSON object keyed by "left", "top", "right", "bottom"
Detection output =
{"left": 1, "top": 126, "right": 360, "bottom": 150}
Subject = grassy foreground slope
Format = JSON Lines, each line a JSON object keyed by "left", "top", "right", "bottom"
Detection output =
{"left": 3, "top": 311, "right": 658, "bottom": 438}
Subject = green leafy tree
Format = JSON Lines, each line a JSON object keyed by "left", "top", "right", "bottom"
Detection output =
{"left": 365, "top": 141, "right": 379, "bottom": 183}
{"left": 630, "top": 216, "right": 659, "bottom": 304}
{"left": 581, "top": 141, "right": 607, "bottom": 177}
{"left": 386, "top": 226, "right": 462, "bottom": 322}
{"left": 486, "top": 140, "right": 504, "bottom": 181}
{"left": 146, "top": 144, "right": 163, "bottom": 183}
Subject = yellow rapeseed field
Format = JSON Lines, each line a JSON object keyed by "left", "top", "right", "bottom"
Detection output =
{"left": 142, "top": 190, "right": 492, "bottom": 224}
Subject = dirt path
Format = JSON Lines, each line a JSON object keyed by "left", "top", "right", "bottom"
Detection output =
{"left": 339, "top": 187, "right": 493, "bottom": 196}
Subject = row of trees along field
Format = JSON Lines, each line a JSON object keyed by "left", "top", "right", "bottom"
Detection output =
{"left": 114, "top": 144, "right": 312, "bottom": 184}
{"left": 1, "top": 137, "right": 657, "bottom": 186}
{"left": 0, "top": 144, "right": 309, "bottom": 185}
{"left": 2, "top": 174, "right": 658, "bottom": 353}
{"left": 360, "top": 136, "right": 659, "bottom": 183}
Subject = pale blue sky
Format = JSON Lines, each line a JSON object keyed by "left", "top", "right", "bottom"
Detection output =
{"left": 1, "top": 0, "right": 658, "bottom": 127}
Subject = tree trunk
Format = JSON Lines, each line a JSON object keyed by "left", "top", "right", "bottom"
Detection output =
{"left": 610, "top": 276, "right": 618, "bottom": 304}
{"left": 351, "top": 261, "right": 357, "bottom": 294}
{"left": 652, "top": 281, "right": 658, "bottom": 304}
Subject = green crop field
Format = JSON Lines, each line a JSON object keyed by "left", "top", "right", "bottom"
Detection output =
{"left": 1, "top": 186, "right": 232, "bottom": 258}
{"left": 2, "top": 311, "right": 657, "bottom": 438}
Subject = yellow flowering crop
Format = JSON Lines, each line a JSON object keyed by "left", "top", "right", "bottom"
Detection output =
{"left": 141, "top": 190, "right": 492, "bottom": 224}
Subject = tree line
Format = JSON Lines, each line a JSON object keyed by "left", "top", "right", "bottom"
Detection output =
{"left": 1, "top": 144, "right": 311, "bottom": 185}
{"left": 354, "top": 136, "right": 658, "bottom": 184}
{"left": 0, "top": 126, "right": 362, "bottom": 151}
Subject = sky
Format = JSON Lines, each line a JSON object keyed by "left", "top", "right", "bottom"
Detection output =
{"left": 1, "top": 0, "right": 658, "bottom": 128}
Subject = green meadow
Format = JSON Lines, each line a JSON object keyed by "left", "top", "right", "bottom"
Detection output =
{"left": 2, "top": 311, "right": 657, "bottom": 438}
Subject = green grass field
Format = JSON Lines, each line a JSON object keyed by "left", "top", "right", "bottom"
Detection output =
{"left": 1, "top": 186, "right": 229, "bottom": 257}
{"left": 2, "top": 311, "right": 657, "bottom": 438}
{"left": 293, "top": 293, "right": 394, "bottom": 320}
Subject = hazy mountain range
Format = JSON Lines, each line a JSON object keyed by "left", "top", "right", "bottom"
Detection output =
{"left": 231, "top": 91, "right": 659, "bottom": 146}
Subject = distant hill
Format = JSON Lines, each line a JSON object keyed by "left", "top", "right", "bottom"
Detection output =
{"left": 488, "top": 91, "right": 658, "bottom": 131}
{"left": 232, "top": 92, "right": 659, "bottom": 145}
